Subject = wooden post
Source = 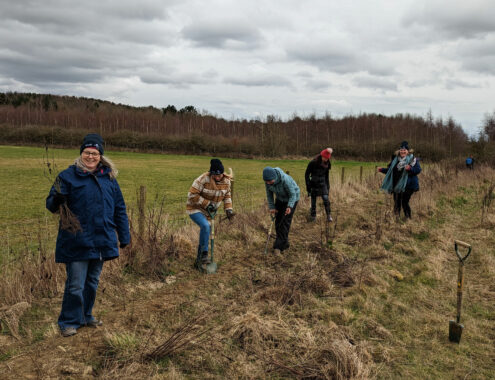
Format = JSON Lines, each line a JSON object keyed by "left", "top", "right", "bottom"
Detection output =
{"left": 138, "top": 185, "right": 146, "bottom": 238}
{"left": 228, "top": 168, "right": 235, "bottom": 212}
{"left": 360, "top": 166, "right": 363, "bottom": 184}
{"left": 341, "top": 167, "right": 345, "bottom": 184}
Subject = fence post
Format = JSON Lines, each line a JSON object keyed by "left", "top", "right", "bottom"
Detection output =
{"left": 138, "top": 185, "right": 146, "bottom": 238}
{"left": 360, "top": 166, "right": 363, "bottom": 184}
{"left": 341, "top": 167, "right": 345, "bottom": 184}
{"left": 228, "top": 168, "right": 234, "bottom": 200}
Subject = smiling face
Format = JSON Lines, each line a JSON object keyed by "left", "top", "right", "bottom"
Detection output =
{"left": 399, "top": 148, "right": 408, "bottom": 158}
{"left": 81, "top": 147, "right": 101, "bottom": 171}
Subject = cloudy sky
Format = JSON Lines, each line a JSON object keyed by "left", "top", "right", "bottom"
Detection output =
{"left": 1, "top": 0, "right": 494, "bottom": 135}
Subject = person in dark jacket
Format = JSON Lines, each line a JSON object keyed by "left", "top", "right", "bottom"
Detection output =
{"left": 46, "top": 133, "right": 130, "bottom": 337}
{"left": 263, "top": 167, "right": 300, "bottom": 255}
{"left": 378, "top": 141, "right": 421, "bottom": 219}
{"left": 305, "top": 148, "right": 333, "bottom": 222}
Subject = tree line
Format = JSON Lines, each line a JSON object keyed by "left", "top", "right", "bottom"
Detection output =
{"left": 1, "top": 92, "right": 492, "bottom": 161}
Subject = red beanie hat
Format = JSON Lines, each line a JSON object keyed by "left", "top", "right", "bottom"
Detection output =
{"left": 320, "top": 148, "right": 331, "bottom": 159}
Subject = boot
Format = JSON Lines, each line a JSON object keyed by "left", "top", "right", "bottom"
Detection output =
{"left": 324, "top": 202, "right": 332, "bottom": 222}
{"left": 201, "top": 251, "right": 211, "bottom": 264}
{"left": 310, "top": 209, "right": 316, "bottom": 222}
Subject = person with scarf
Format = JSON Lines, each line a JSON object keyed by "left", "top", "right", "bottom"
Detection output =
{"left": 305, "top": 148, "right": 333, "bottom": 222}
{"left": 377, "top": 141, "right": 421, "bottom": 219}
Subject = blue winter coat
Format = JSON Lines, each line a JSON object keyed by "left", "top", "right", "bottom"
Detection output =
{"left": 46, "top": 165, "right": 130, "bottom": 263}
{"left": 265, "top": 167, "right": 300, "bottom": 209}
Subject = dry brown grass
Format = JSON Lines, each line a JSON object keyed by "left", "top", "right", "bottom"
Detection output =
{"left": 1, "top": 161, "right": 495, "bottom": 379}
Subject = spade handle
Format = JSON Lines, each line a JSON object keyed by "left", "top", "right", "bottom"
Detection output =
{"left": 456, "top": 263, "right": 464, "bottom": 323}
{"left": 454, "top": 240, "right": 471, "bottom": 263}
{"left": 207, "top": 209, "right": 216, "bottom": 261}
{"left": 263, "top": 215, "right": 276, "bottom": 255}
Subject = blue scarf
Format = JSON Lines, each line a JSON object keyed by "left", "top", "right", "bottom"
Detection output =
{"left": 381, "top": 154, "right": 413, "bottom": 193}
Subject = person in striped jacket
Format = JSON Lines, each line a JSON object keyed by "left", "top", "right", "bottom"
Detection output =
{"left": 186, "top": 158, "right": 234, "bottom": 264}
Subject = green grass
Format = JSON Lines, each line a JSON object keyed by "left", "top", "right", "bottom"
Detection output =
{"left": 0, "top": 145, "right": 381, "bottom": 253}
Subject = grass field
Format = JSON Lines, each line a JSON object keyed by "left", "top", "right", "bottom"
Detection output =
{"left": 0, "top": 145, "right": 382, "bottom": 251}
{"left": 1, "top": 145, "right": 494, "bottom": 379}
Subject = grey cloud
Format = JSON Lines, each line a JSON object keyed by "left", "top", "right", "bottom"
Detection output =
{"left": 353, "top": 76, "right": 398, "bottom": 92}
{"left": 223, "top": 74, "right": 291, "bottom": 87}
{"left": 0, "top": 1, "right": 174, "bottom": 87}
{"left": 461, "top": 57, "right": 495, "bottom": 75}
{"left": 444, "top": 78, "right": 482, "bottom": 90}
{"left": 139, "top": 69, "right": 210, "bottom": 88}
{"left": 0, "top": 54, "right": 107, "bottom": 84}
{"left": 201, "top": 69, "right": 219, "bottom": 79}
{"left": 403, "top": 1, "right": 495, "bottom": 39}
{"left": 1, "top": 0, "right": 172, "bottom": 27}
{"left": 455, "top": 36, "right": 495, "bottom": 74}
{"left": 182, "top": 20, "right": 262, "bottom": 50}
{"left": 0, "top": 35, "right": 146, "bottom": 85}
{"left": 305, "top": 79, "right": 332, "bottom": 91}
{"left": 286, "top": 42, "right": 394, "bottom": 76}
{"left": 405, "top": 79, "right": 438, "bottom": 88}
{"left": 287, "top": 44, "right": 357, "bottom": 74}
{"left": 296, "top": 71, "right": 313, "bottom": 78}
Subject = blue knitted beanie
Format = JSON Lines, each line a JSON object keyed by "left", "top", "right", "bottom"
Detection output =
{"left": 262, "top": 167, "right": 277, "bottom": 181}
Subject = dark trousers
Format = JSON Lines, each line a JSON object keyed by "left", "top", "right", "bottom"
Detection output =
{"left": 310, "top": 193, "right": 331, "bottom": 217}
{"left": 274, "top": 199, "right": 298, "bottom": 251}
{"left": 393, "top": 189, "right": 415, "bottom": 219}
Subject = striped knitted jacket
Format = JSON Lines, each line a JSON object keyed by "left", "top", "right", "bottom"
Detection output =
{"left": 186, "top": 172, "right": 233, "bottom": 217}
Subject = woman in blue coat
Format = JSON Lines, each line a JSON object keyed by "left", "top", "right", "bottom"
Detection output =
{"left": 46, "top": 134, "right": 130, "bottom": 337}
{"left": 378, "top": 141, "right": 421, "bottom": 219}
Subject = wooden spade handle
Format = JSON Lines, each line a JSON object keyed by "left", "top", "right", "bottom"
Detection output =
{"left": 454, "top": 240, "right": 471, "bottom": 249}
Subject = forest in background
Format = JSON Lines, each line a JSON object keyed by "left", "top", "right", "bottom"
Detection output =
{"left": 0, "top": 92, "right": 494, "bottom": 161}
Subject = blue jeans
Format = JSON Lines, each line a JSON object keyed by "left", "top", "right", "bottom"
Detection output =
{"left": 58, "top": 259, "right": 103, "bottom": 330}
{"left": 189, "top": 212, "right": 210, "bottom": 252}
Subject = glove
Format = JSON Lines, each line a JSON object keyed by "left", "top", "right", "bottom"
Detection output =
{"left": 206, "top": 203, "right": 217, "bottom": 214}
{"left": 53, "top": 192, "right": 67, "bottom": 208}
{"left": 226, "top": 209, "right": 235, "bottom": 220}
{"left": 120, "top": 243, "right": 128, "bottom": 249}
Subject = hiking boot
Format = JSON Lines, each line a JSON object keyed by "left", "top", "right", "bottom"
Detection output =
{"left": 86, "top": 319, "right": 103, "bottom": 328}
{"left": 273, "top": 248, "right": 281, "bottom": 255}
{"left": 61, "top": 327, "right": 77, "bottom": 337}
{"left": 310, "top": 215, "right": 316, "bottom": 222}
{"left": 326, "top": 215, "right": 333, "bottom": 222}
{"left": 201, "top": 251, "right": 211, "bottom": 264}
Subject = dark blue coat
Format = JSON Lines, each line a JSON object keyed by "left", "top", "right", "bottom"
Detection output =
{"left": 379, "top": 155, "right": 421, "bottom": 191}
{"left": 46, "top": 165, "right": 130, "bottom": 263}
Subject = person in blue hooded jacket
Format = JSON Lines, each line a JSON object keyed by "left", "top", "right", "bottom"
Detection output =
{"left": 263, "top": 167, "right": 300, "bottom": 254}
{"left": 377, "top": 141, "right": 421, "bottom": 219}
{"left": 46, "top": 133, "right": 130, "bottom": 337}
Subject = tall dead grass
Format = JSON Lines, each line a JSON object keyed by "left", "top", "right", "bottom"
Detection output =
{"left": 228, "top": 310, "right": 371, "bottom": 379}
{"left": 2, "top": 161, "right": 495, "bottom": 378}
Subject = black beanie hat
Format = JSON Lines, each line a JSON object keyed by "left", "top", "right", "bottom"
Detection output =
{"left": 209, "top": 158, "right": 224, "bottom": 175}
{"left": 80, "top": 133, "right": 104, "bottom": 155}
{"left": 399, "top": 141, "right": 409, "bottom": 150}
